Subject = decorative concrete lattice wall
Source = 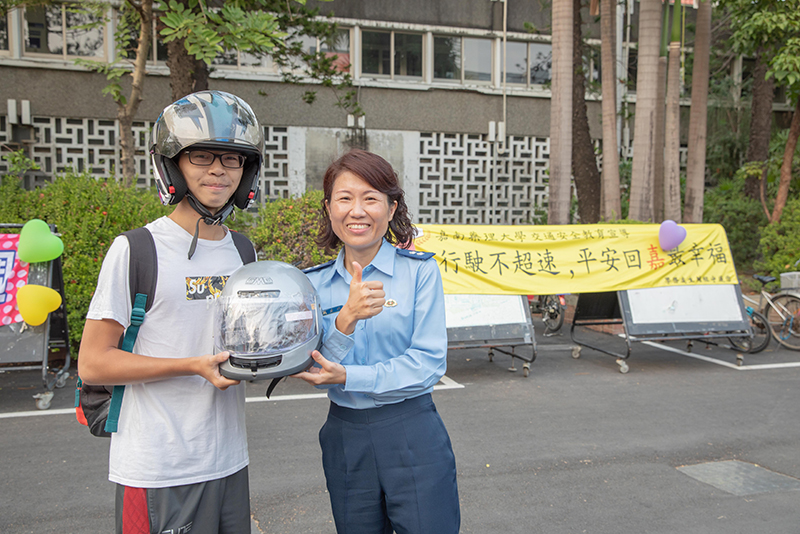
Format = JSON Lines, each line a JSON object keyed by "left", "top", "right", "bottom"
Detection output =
{"left": 418, "top": 132, "right": 550, "bottom": 225}
{"left": 4, "top": 116, "right": 292, "bottom": 204}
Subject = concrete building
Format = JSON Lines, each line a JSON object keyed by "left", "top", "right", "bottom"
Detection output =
{"left": 0, "top": 0, "right": 717, "bottom": 225}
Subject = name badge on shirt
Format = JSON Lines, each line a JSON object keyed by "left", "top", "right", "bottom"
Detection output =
{"left": 322, "top": 306, "right": 343, "bottom": 316}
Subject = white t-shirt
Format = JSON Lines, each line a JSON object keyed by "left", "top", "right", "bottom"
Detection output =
{"left": 86, "top": 216, "right": 249, "bottom": 488}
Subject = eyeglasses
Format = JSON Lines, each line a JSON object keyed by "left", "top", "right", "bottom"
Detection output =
{"left": 183, "top": 150, "right": 246, "bottom": 169}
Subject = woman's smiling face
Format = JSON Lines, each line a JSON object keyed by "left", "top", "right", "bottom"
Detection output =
{"left": 326, "top": 171, "right": 397, "bottom": 261}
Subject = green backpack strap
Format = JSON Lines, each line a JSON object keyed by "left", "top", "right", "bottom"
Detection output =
{"left": 103, "top": 228, "right": 158, "bottom": 434}
{"left": 104, "top": 291, "right": 148, "bottom": 433}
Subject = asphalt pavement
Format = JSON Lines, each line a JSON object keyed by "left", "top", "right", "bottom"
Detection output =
{"left": 2, "top": 323, "right": 800, "bottom": 533}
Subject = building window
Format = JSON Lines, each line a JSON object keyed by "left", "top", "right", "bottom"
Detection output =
{"left": 626, "top": 48, "right": 637, "bottom": 92}
{"left": 24, "top": 3, "right": 104, "bottom": 58}
{"left": 586, "top": 46, "right": 601, "bottom": 84}
{"left": 361, "top": 30, "right": 423, "bottom": 80}
{"left": 0, "top": 12, "right": 8, "bottom": 51}
{"left": 504, "top": 41, "right": 528, "bottom": 84}
{"left": 433, "top": 36, "right": 461, "bottom": 81}
{"left": 394, "top": 33, "right": 422, "bottom": 78}
{"left": 434, "top": 35, "right": 491, "bottom": 84}
{"left": 501, "top": 41, "right": 552, "bottom": 87}
{"left": 463, "top": 37, "right": 491, "bottom": 82}
{"left": 321, "top": 29, "right": 351, "bottom": 73}
{"left": 529, "top": 42, "right": 552, "bottom": 85}
{"left": 362, "top": 30, "right": 390, "bottom": 76}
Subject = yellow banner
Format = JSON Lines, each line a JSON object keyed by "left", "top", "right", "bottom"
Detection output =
{"left": 414, "top": 224, "right": 738, "bottom": 295}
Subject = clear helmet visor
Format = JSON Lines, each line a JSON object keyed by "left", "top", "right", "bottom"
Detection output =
{"left": 214, "top": 293, "right": 319, "bottom": 357}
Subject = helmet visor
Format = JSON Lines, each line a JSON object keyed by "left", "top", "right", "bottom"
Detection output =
{"left": 214, "top": 292, "right": 319, "bottom": 357}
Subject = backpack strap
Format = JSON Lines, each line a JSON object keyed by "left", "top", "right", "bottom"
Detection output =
{"left": 230, "top": 230, "right": 256, "bottom": 264}
{"left": 123, "top": 227, "right": 158, "bottom": 313}
{"left": 103, "top": 228, "right": 158, "bottom": 434}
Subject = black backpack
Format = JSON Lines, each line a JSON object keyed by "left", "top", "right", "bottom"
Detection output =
{"left": 75, "top": 227, "right": 256, "bottom": 437}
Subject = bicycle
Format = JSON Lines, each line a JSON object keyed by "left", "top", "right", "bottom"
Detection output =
{"left": 741, "top": 274, "right": 800, "bottom": 351}
{"left": 527, "top": 294, "right": 566, "bottom": 335}
{"left": 728, "top": 306, "right": 771, "bottom": 354}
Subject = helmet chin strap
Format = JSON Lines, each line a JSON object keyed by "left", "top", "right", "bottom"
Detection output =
{"left": 185, "top": 192, "right": 235, "bottom": 260}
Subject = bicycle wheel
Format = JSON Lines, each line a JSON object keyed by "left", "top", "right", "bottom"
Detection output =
{"left": 541, "top": 294, "right": 565, "bottom": 334}
{"left": 729, "top": 311, "right": 772, "bottom": 353}
{"left": 764, "top": 293, "right": 800, "bottom": 350}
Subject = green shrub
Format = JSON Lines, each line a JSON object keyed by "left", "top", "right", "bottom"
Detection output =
{"left": 250, "top": 189, "right": 337, "bottom": 269}
{"left": 703, "top": 178, "right": 768, "bottom": 272}
{"left": 0, "top": 171, "right": 171, "bottom": 354}
{"left": 755, "top": 197, "right": 800, "bottom": 279}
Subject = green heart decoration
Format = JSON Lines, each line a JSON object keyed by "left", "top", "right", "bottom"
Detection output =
{"left": 17, "top": 219, "right": 64, "bottom": 263}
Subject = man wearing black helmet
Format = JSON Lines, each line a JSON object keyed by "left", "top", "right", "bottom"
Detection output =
{"left": 78, "top": 91, "right": 261, "bottom": 534}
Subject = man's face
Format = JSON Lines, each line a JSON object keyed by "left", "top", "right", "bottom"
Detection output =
{"left": 177, "top": 149, "right": 245, "bottom": 214}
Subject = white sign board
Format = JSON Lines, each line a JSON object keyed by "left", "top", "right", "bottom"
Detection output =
{"left": 626, "top": 284, "right": 745, "bottom": 325}
{"left": 444, "top": 294, "right": 528, "bottom": 329}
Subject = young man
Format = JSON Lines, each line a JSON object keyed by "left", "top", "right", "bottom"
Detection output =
{"left": 78, "top": 91, "right": 262, "bottom": 534}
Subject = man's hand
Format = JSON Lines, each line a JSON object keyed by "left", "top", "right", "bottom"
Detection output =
{"left": 291, "top": 350, "right": 346, "bottom": 386}
{"left": 195, "top": 351, "right": 241, "bottom": 390}
{"left": 336, "top": 261, "right": 385, "bottom": 334}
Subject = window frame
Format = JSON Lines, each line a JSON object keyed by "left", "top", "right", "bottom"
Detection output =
{"left": 22, "top": 2, "right": 107, "bottom": 61}
{"left": 360, "top": 29, "right": 425, "bottom": 82}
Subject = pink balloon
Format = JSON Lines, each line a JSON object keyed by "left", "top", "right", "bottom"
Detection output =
{"left": 659, "top": 220, "right": 687, "bottom": 251}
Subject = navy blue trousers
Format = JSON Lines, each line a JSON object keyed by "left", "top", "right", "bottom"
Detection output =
{"left": 319, "top": 394, "right": 460, "bottom": 534}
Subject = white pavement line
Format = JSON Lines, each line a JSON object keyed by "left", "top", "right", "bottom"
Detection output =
{"left": 642, "top": 341, "right": 800, "bottom": 371}
{"left": 0, "top": 407, "right": 74, "bottom": 419}
{"left": 0, "top": 376, "right": 466, "bottom": 419}
{"left": 246, "top": 375, "right": 465, "bottom": 404}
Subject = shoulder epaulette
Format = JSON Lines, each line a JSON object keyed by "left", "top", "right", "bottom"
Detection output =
{"left": 396, "top": 248, "right": 435, "bottom": 260}
{"left": 303, "top": 259, "right": 336, "bottom": 274}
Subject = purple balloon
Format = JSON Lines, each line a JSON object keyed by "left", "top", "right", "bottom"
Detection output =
{"left": 659, "top": 220, "right": 687, "bottom": 251}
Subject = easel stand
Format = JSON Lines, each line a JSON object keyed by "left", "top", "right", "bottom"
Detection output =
{"left": 446, "top": 295, "right": 537, "bottom": 377}
{"left": 0, "top": 223, "right": 71, "bottom": 409}
{"left": 570, "top": 285, "right": 752, "bottom": 373}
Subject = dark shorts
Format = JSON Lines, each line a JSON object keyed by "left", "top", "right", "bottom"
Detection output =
{"left": 320, "top": 394, "right": 460, "bottom": 534}
{"left": 115, "top": 466, "right": 250, "bottom": 534}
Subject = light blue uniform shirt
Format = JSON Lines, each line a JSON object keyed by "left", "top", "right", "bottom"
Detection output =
{"left": 306, "top": 239, "right": 448, "bottom": 409}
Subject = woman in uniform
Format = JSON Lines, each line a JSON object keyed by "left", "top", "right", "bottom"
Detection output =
{"left": 295, "top": 149, "right": 460, "bottom": 534}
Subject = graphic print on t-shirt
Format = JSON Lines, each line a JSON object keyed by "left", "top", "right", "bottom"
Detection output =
{"left": 186, "top": 276, "right": 228, "bottom": 300}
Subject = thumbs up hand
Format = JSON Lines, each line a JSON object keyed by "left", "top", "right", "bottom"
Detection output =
{"left": 335, "top": 261, "right": 385, "bottom": 335}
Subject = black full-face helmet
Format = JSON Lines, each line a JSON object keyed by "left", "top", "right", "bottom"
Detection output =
{"left": 150, "top": 90, "right": 263, "bottom": 227}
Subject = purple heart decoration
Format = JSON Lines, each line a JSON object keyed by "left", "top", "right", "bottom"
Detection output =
{"left": 659, "top": 220, "right": 687, "bottom": 251}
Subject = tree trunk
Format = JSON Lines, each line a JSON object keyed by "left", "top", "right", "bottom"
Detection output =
{"left": 572, "top": 0, "right": 601, "bottom": 223}
{"left": 628, "top": 0, "right": 662, "bottom": 222}
{"left": 166, "top": 38, "right": 196, "bottom": 101}
{"left": 663, "top": 40, "right": 681, "bottom": 223}
{"left": 193, "top": 59, "right": 209, "bottom": 92}
{"left": 548, "top": 0, "right": 574, "bottom": 225}
{"left": 744, "top": 51, "right": 775, "bottom": 199}
{"left": 770, "top": 99, "right": 800, "bottom": 224}
{"left": 653, "top": 55, "right": 667, "bottom": 222}
{"left": 684, "top": 0, "right": 711, "bottom": 223}
{"left": 118, "top": 0, "right": 153, "bottom": 186}
{"left": 600, "top": 0, "right": 621, "bottom": 220}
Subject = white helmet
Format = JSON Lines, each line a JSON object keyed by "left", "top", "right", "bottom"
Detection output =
{"left": 150, "top": 90, "right": 263, "bottom": 225}
{"left": 215, "top": 261, "right": 323, "bottom": 383}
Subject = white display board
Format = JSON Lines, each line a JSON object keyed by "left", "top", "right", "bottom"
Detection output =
{"left": 625, "top": 284, "right": 745, "bottom": 325}
{"left": 444, "top": 294, "right": 528, "bottom": 328}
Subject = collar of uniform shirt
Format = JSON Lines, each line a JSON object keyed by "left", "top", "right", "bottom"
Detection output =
{"left": 334, "top": 238, "right": 396, "bottom": 282}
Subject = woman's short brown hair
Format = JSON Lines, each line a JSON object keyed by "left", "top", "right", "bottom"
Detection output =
{"left": 317, "top": 149, "right": 415, "bottom": 254}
